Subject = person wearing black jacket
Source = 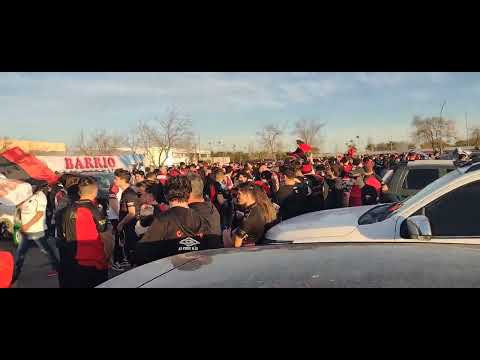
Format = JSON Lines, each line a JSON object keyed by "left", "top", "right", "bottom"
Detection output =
{"left": 135, "top": 176, "right": 211, "bottom": 266}
{"left": 145, "top": 171, "right": 167, "bottom": 204}
{"left": 187, "top": 174, "right": 222, "bottom": 247}
{"left": 276, "top": 164, "right": 312, "bottom": 221}
{"left": 324, "top": 164, "right": 343, "bottom": 210}
{"left": 204, "top": 168, "right": 232, "bottom": 229}
{"left": 60, "top": 177, "right": 113, "bottom": 288}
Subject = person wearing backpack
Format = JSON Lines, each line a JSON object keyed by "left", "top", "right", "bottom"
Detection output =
{"left": 276, "top": 164, "right": 312, "bottom": 221}
{"left": 135, "top": 176, "right": 208, "bottom": 266}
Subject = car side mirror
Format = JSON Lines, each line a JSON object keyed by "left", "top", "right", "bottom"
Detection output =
{"left": 406, "top": 215, "right": 432, "bottom": 241}
{"left": 0, "top": 251, "right": 14, "bottom": 288}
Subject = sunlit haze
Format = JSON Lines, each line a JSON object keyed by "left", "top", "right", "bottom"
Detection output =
{"left": 1, "top": 72, "right": 479, "bottom": 153}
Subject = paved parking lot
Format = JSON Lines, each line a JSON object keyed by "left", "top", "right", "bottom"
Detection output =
{"left": 1, "top": 239, "right": 126, "bottom": 288}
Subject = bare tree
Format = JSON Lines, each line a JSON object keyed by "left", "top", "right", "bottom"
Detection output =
{"left": 127, "top": 120, "right": 158, "bottom": 165}
{"left": 257, "top": 124, "right": 283, "bottom": 160}
{"left": 470, "top": 127, "right": 480, "bottom": 149}
{"left": 131, "top": 110, "right": 194, "bottom": 167}
{"left": 293, "top": 118, "right": 326, "bottom": 150}
{"left": 412, "top": 116, "right": 456, "bottom": 154}
{"left": 74, "top": 130, "right": 93, "bottom": 155}
{"left": 366, "top": 136, "right": 375, "bottom": 152}
{"left": 74, "top": 129, "right": 125, "bottom": 155}
{"left": 154, "top": 109, "right": 193, "bottom": 166}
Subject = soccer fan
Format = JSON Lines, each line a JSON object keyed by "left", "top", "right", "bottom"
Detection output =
{"left": 229, "top": 183, "right": 278, "bottom": 248}
{"left": 60, "top": 177, "right": 113, "bottom": 288}
{"left": 114, "top": 169, "right": 140, "bottom": 266}
{"left": 276, "top": 164, "right": 311, "bottom": 221}
{"left": 12, "top": 185, "right": 60, "bottom": 284}
{"left": 108, "top": 169, "right": 129, "bottom": 272}
{"left": 187, "top": 174, "right": 222, "bottom": 246}
{"left": 135, "top": 176, "right": 207, "bottom": 266}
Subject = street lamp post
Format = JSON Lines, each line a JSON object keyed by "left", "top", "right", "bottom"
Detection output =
{"left": 439, "top": 100, "right": 446, "bottom": 154}
{"left": 466, "top": 112, "right": 469, "bottom": 148}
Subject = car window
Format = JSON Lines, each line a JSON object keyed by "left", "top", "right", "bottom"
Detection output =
{"left": 385, "top": 168, "right": 463, "bottom": 219}
{"left": 382, "top": 169, "right": 395, "bottom": 185}
{"left": 402, "top": 169, "right": 439, "bottom": 190}
{"left": 424, "top": 181, "right": 480, "bottom": 237}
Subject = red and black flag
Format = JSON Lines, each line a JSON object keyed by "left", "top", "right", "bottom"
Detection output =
{"left": 0, "top": 147, "right": 58, "bottom": 186}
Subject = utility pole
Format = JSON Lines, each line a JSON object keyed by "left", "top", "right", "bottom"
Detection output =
{"left": 466, "top": 112, "right": 469, "bottom": 148}
{"left": 439, "top": 100, "right": 446, "bottom": 154}
{"left": 197, "top": 135, "right": 200, "bottom": 163}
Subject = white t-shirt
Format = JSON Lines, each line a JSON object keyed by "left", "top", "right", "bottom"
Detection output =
{"left": 108, "top": 188, "right": 123, "bottom": 220}
{"left": 19, "top": 191, "right": 48, "bottom": 233}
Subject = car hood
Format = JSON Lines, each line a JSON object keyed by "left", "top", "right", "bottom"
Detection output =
{"left": 107, "top": 243, "right": 480, "bottom": 288}
{"left": 266, "top": 205, "right": 377, "bottom": 242}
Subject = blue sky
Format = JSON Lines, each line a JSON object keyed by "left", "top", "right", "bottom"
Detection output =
{"left": 1, "top": 72, "right": 479, "bottom": 153}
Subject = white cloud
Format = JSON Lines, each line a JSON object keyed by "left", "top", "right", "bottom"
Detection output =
{"left": 408, "top": 89, "right": 433, "bottom": 102}
{"left": 355, "top": 72, "right": 410, "bottom": 87}
{"left": 279, "top": 79, "right": 340, "bottom": 103}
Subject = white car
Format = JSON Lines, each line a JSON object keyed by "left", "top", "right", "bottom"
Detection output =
{"left": 266, "top": 160, "right": 480, "bottom": 245}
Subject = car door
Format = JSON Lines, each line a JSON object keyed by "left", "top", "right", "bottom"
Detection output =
{"left": 398, "top": 180, "right": 480, "bottom": 244}
{"left": 399, "top": 168, "right": 441, "bottom": 199}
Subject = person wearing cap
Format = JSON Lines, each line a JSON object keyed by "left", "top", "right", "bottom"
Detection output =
{"left": 287, "top": 139, "right": 311, "bottom": 162}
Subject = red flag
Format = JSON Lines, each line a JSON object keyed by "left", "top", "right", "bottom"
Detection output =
{"left": 0, "top": 147, "right": 58, "bottom": 185}
{"left": 299, "top": 143, "right": 312, "bottom": 153}
{"left": 0, "top": 252, "right": 14, "bottom": 288}
{"left": 347, "top": 147, "right": 357, "bottom": 158}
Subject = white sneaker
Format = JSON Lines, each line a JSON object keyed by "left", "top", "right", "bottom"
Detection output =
{"left": 111, "top": 262, "right": 125, "bottom": 272}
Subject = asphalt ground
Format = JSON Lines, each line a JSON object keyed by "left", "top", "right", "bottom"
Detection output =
{"left": 0, "top": 239, "right": 124, "bottom": 288}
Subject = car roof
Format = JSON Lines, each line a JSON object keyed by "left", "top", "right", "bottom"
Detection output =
{"left": 406, "top": 160, "right": 454, "bottom": 168}
{"left": 99, "top": 243, "right": 480, "bottom": 288}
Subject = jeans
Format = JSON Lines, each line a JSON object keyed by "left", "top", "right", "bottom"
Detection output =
{"left": 14, "top": 231, "right": 60, "bottom": 278}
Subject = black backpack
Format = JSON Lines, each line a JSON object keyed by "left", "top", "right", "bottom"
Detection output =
{"left": 134, "top": 211, "right": 216, "bottom": 266}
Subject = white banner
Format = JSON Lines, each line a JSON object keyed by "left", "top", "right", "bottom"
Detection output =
{"left": 0, "top": 178, "right": 33, "bottom": 206}
{"left": 36, "top": 155, "right": 144, "bottom": 173}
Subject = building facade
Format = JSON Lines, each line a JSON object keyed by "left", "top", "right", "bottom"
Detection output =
{"left": 0, "top": 138, "right": 66, "bottom": 154}
{"left": 118, "top": 147, "right": 212, "bottom": 167}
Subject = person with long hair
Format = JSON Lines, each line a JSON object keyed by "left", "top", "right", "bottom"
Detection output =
{"left": 230, "top": 182, "right": 278, "bottom": 248}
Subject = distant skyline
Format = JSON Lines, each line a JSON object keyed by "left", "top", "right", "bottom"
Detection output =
{"left": 1, "top": 72, "right": 480, "bottom": 153}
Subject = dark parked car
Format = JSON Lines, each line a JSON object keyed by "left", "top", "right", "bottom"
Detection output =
{"left": 383, "top": 160, "right": 454, "bottom": 201}
{"left": 98, "top": 243, "right": 480, "bottom": 288}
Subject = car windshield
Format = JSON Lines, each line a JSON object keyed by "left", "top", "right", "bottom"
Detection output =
{"left": 359, "top": 167, "right": 464, "bottom": 225}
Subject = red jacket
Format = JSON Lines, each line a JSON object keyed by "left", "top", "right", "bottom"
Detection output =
{"left": 0, "top": 252, "right": 13, "bottom": 288}
{"left": 364, "top": 175, "right": 381, "bottom": 195}
{"left": 343, "top": 164, "right": 353, "bottom": 174}
{"left": 349, "top": 185, "right": 363, "bottom": 207}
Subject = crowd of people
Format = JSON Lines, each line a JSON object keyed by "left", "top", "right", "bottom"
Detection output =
{"left": 12, "top": 139, "right": 438, "bottom": 288}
